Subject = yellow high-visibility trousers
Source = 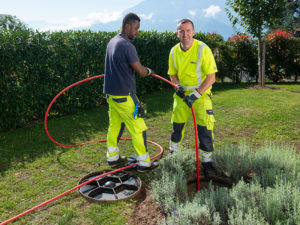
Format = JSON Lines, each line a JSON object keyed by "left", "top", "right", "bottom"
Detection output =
{"left": 106, "top": 94, "right": 151, "bottom": 167}
{"left": 170, "top": 92, "right": 215, "bottom": 153}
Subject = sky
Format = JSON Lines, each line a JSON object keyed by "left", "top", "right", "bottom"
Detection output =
{"left": 0, "top": 0, "right": 144, "bottom": 30}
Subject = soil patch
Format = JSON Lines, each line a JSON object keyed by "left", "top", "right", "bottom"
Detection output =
{"left": 134, "top": 187, "right": 166, "bottom": 225}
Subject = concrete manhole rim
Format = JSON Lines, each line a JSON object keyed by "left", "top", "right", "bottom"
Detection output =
{"left": 78, "top": 170, "right": 143, "bottom": 202}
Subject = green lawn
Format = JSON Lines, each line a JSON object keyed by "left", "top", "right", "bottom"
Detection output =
{"left": 0, "top": 83, "right": 299, "bottom": 224}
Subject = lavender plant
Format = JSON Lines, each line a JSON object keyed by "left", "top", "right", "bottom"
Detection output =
{"left": 159, "top": 202, "right": 221, "bottom": 225}
{"left": 251, "top": 142, "right": 298, "bottom": 187}
{"left": 151, "top": 142, "right": 300, "bottom": 225}
{"left": 213, "top": 141, "right": 253, "bottom": 182}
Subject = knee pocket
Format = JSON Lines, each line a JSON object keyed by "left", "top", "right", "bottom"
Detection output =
{"left": 128, "top": 118, "right": 147, "bottom": 134}
{"left": 206, "top": 110, "right": 215, "bottom": 130}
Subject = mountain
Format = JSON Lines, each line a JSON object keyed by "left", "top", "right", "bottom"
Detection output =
{"left": 90, "top": 0, "right": 236, "bottom": 39}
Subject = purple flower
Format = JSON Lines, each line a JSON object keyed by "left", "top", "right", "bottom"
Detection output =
{"left": 173, "top": 210, "right": 180, "bottom": 218}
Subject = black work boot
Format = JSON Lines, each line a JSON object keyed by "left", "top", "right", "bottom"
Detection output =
{"left": 124, "top": 153, "right": 138, "bottom": 171}
{"left": 137, "top": 161, "right": 159, "bottom": 173}
{"left": 108, "top": 156, "right": 127, "bottom": 168}
{"left": 202, "top": 162, "right": 216, "bottom": 178}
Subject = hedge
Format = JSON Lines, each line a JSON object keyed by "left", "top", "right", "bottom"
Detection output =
{"left": 0, "top": 29, "right": 298, "bottom": 130}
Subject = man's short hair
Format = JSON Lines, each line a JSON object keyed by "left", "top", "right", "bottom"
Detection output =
{"left": 177, "top": 18, "right": 194, "bottom": 29}
{"left": 122, "top": 13, "right": 140, "bottom": 29}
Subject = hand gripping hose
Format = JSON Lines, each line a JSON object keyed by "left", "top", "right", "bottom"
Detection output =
{"left": 1, "top": 73, "right": 200, "bottom": 225}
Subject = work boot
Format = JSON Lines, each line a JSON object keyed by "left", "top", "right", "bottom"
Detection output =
{"left": 137, "top": 161, "right": 159, "bottom": 173}
{"left": 123, "top": 153, "right": 138, "bottom": 171}
{"left": 202, "top": 162, "right": 216, "bottom": 178}
{"left": 124, "top": 161, "right": 138, "bottom": 171}
{"left": 108, "top": 156, "right": 127, "bottom": 168}
{"left": 168, "top": 150, "right": 175, "bottom": 155}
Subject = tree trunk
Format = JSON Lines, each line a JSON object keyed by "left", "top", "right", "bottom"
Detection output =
{"left": 258, "top": 38, "right": 262, "bottom": 86}
{"left": 262, "top": 40, "right": 266, "bottom": 86}
{"left": 257, "top": 26, "right": 264, "bottom": 86}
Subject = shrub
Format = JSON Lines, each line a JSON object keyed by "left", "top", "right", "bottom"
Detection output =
{"left": 265, "top": 28, "right": 300, "bottom": 82}
{"left": 251, "top": 142, "right": 298, "bottom": 187}
{"left": 151, "top": 142, "right": 300, "bottom": 225}
{"left": 159, "top": 201, "right": 221, "bottom": 225}
{"left": 1, "top": 29, "right": 299, "bottom": 130}
{"left": 151, "top": 149, "right": 195, "bottom": 214}
{"left": 226, "top": 34, "right": 257, "bottom": 83}
{"left": 213, "top": 142, "right": 253, "bottom": 182}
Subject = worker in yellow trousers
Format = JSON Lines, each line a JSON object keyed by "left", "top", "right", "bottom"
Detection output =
{"left": 168, "top": 18, "right": 217, "bottom": 177}
{"left": 103, "top": 13, "right": 158, "bottom": 172}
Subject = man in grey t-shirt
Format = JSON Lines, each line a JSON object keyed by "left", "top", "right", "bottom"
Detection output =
{"left": 103, "top": 13, "right": 158, "bottom": 172}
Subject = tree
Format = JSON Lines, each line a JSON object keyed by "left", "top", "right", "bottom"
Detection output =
{"left": 275, "top": 0, "right": 300, "bottom": 37}
{"left": 0, "top": 14, "right": 28, "bottom": 31}
{"left": 225, "top": 0, "right": 285, "bottom": 86}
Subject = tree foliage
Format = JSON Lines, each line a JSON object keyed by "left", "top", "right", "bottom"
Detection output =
{"left": 274, "top": 0, "right": 300, "bottom": 36}
{"left": 225, "top": 0, "right": 285, "bottom": 38}
{"left": 0, "top": 14, "right": 28, "bottom": 31}
{"left": 225, "top": 0, "right": 286, "bottom": 86}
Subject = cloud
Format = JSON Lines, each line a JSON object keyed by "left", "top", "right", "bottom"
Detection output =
{"left": 203, "top": 5, "right": 221, "bottom": 18}
{"left": 139, "top": 13, "right": 154, "bottom": 20}
{"left": 44, "top": 10, "right": 122, "bottom": 31}
{"left": 188, "top": 10, "right": 197, "bottom": 17}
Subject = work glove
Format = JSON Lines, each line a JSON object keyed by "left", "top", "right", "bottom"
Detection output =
{"left": 184, "top": 89, "right": 202, "bottom": 108}
{"left": 175, "top": 84, "right": 185, "bottom": 98}
{"left": 146, "top": 67, "right": 153, "bottom": 76}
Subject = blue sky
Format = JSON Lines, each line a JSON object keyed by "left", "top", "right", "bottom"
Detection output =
{"left": 0, "top": 0, "right": 144, "bottom": 30}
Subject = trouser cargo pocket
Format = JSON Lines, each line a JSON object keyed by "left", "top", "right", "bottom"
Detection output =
{"left": 206, "top": 109, "right": 215, "bottom": 130}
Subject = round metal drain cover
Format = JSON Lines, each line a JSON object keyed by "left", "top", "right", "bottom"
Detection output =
{"left": 78, "top": 170, "right": 143, "bottom": 202}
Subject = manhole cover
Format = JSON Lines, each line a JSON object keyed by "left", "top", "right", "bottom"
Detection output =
{"left": 78, "top": 170, "right": 143, "bottom": 202}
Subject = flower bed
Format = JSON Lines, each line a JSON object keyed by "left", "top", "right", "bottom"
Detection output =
{"left": 150, "top": 142, "right": 300, "bottom": 225}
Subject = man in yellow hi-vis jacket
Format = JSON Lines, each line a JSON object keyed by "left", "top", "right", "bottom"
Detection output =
{"left": 168, "top": 19, "right": 218, "bottom": 177}
{"left": 103, "top": 13, "right": 158, "bottom": 172}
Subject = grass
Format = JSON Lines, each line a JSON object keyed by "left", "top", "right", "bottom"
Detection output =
{"left": 0, "top": 83, "right": 299, "bottom": 224}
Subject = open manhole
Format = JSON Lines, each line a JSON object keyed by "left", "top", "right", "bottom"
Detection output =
{"left": 78, "top": 170, "right": 143, "bottom": 202}
{"left": 187, "top": 174, "right": 234, "bottom": 198}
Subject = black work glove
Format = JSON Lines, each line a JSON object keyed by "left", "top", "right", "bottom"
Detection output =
{"left": 175, "top": 84, "right": 185, "bottom": 98}
{"left": 184, "top": 89, "right": 202, "bottom": 108}
{"left": 146, "top": 67, "right": 153, "bottom": 76}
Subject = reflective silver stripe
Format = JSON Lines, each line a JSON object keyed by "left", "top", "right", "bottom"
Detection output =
{"left": 180, "top": 41, "right": 206, "bottom": 90}
{"left": 181, "top": 85, "right": 198, "bottom": 90}
{"left": 196, "top": 42, "right": 206, "bottom": 87}
{"left": 138, "top": 161, "right": 151, "bottom": 167}
{"left": 107, "top": 147, "right": 119, "bottom": 153}
{"left": 171, "top": 41, "right": 206, "bottom": 90}
{"left": 169, "top": 140, "right": 182, "bottom": 152}
{"left": 170, "top": 47, "right": 177, "bottom": 71}
{"left": 202, "top": 152, "right": 212, "bottom": 162}
{"left": 136, "top": 153, "right": 150, "bottom": 161}
{"left": 107, "top": 154, "right": 119, "bottom": 162}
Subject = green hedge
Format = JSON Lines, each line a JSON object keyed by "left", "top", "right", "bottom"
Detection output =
{"left": 0, "top": 30, "right": 298, "bottom": 130}
{"left": 0, "top": 30, "right": 112, "bottom": 129}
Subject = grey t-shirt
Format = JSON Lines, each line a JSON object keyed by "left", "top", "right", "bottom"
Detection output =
{"left": 103, "top": 33, "right": 139, "bottom": 95}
